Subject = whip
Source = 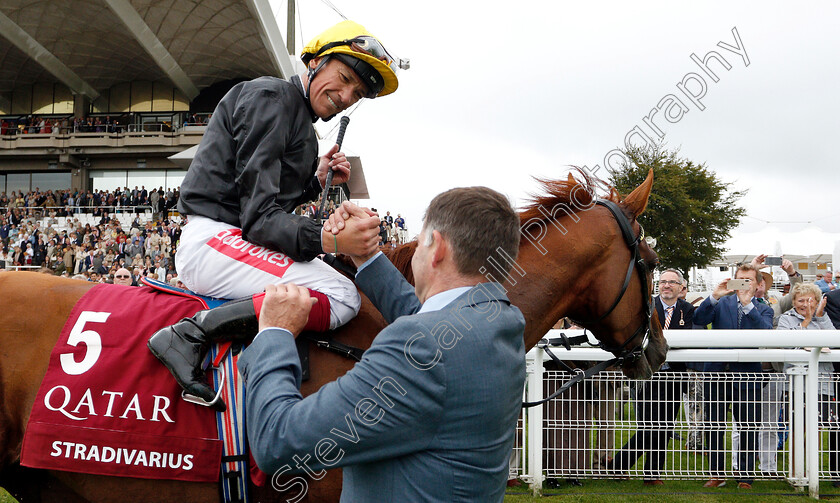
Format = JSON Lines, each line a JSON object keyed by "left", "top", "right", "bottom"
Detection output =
{"left": 318, "top": 116, "right": 350, "bottom": 223}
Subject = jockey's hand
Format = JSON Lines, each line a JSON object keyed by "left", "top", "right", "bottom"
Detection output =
{"left": 323, "top": 201, "right": 377, "bottom": 235}
{"left": 321, "top": 211, "right": 380, "bottom": 258}
{"left": 258, "top": 283, "right": 317, "bottom": 336}
{"left": 316, "top": 144, "right": 351, "bottom": 188}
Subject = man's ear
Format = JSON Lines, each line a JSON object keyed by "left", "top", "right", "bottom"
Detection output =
{"left": 431, "top": 230, "right": 447, "bottom": 267}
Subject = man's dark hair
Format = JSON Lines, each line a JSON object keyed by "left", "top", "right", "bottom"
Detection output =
{"left": 422, "top": 187, "right": 520, "bottom": 277}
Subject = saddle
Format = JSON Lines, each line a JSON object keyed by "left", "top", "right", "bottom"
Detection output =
{"left": 141, "top": 276, "right": 365, "bottom": 384}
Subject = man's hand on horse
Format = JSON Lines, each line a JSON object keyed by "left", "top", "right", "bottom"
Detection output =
{"left": 316, "top": 144, "right": 351, "bottom": 188}
{"left": 258, "top": 283, "right": 318, "bottom": 336}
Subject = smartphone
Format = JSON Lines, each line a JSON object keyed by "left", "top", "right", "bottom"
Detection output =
{"left": 765, "top": 256, "right": 783, "bottom": 266}
{"left": 727, "top": 279, "right": 751, "bottom": 290}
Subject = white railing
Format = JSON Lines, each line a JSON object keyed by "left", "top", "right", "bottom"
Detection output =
{"left": 515, "top": 329, "right": 840, "bottom": 499}
{"left": 3, "top": 205, "right": 155, "bottom": 216}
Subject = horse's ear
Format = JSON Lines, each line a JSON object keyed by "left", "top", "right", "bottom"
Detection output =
{"left": 622, "top": 168, "right": 654, "bottom": 218}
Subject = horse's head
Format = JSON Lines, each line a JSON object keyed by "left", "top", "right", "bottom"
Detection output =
{"left": 382, "top": 170, "right": 667, "bottom": 379}
{"left": 516, "top": 168, "right": 666, "bottom": 379}
{"left": 576, "top": 169, "right": 666, "bottom": 379}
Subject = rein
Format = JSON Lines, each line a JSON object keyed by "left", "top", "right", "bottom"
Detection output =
{"left": 522, "top": 199, "right": 653, "bottom": 408}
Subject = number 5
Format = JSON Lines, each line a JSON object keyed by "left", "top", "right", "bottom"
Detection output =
{"left": 60, "top": 311, "right": 110, "bottom": 375}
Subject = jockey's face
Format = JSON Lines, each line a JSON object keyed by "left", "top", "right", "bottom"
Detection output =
{"left": 305, "top": 57, "right": 368, "bottom": 119}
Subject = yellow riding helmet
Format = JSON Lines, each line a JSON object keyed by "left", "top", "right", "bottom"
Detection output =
{"left": 301, "top": 20, "right": 399, "bottom": 98}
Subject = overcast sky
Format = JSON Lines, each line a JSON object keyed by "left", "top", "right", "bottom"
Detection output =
{"left": 269, "top": 0, "right": 840, "bottom": 260}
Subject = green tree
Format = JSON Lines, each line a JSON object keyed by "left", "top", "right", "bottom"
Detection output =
{"left": 608, "top": 144, "right": 746, "bottom": 277}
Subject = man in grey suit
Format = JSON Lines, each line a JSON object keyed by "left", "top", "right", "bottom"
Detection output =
{"left": 237, "top": 187, "right": 526, "bottom": 502}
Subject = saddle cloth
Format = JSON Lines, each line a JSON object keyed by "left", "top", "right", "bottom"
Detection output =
{"left": 21, "top": 283, "right": 223, "bottom": 482}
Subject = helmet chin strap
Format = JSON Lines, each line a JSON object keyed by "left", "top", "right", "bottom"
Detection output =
{"left": 305, "top": 57, "right": 334, "bottom": 120}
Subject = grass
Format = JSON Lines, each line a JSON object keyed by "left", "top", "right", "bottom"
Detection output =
{"left": 0, "top": 488, "right": 17, "bottom": 503}
{"left": 507, "top": 378, "right": 840, "bottom": 501}
{"left": 504, "top": 478, "right": 840, "bottom": 501}
{"left": 1, "top": 479, "right": 834, "bottom": 502}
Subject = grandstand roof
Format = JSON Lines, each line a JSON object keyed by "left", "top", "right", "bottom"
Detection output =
{"left": 0, "top": 0, "right": 292, "bottom": 101}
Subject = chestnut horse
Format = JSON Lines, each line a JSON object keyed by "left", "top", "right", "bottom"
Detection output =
{"left": 0, "top": 170, "right": 664, "bottom": 502}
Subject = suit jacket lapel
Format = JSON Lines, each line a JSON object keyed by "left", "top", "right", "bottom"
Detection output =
{"left": 654, "top": 296, "right": 665, "bottom": 326}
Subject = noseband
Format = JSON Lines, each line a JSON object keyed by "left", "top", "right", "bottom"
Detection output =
{"left": 523, "top": 199, "right": 653, "bottom": 408}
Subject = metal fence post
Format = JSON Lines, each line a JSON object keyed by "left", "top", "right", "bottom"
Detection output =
{"left": 807, "top": 348, "right": 823, "bottom": 499}
{"left": 788, "top": 365, "right": 808, "bottom": 487}
{"left": 526, "top": 348, "right": 544, "bottom": 496}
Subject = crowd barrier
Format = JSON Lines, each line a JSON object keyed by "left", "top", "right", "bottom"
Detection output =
{"left": 513, "top": 329, "right": 840, "bottom": 499}
{"left": 5, "top": 205, "right": 156, "bottom": 217}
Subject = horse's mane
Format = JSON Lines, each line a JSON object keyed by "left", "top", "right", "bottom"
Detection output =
{"left": 520, "top": 168, "right": 618, "bottom": 223}
{"left": 381, "top": 241, "right": 417, "bottom": 285}
{"left": 381, "top": 169, "right": 619, "bottom": 281}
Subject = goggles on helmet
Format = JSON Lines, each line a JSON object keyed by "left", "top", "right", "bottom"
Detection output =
{"left": 346, "top": 37, "right": 399, "bottom": 75}
{"left": 313, "top": 36, "right": 407, "bottom": 80}
{"left": 314, "top": 37, "right": 396, "bottom": 71}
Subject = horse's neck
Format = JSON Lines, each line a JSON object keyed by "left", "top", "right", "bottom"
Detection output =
{"left": 382, "top": 237, "right": 596, "bottom": 352}
{"left": 506, "top": 239, "right": 592, "bottom": 351}
{"left": 381, "top": 242, "right": 417, "bottom": 284}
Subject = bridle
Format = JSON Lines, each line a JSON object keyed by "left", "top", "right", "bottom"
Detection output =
{"left": 523, "top": 199, "right": 653, "bottom": 408}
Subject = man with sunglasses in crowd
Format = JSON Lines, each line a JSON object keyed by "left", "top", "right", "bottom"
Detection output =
{"left": 149, "top": 21, "right": 408, "bottom": 408}
{"left": 113, "top": 267, "right": 134, "bottom": 287}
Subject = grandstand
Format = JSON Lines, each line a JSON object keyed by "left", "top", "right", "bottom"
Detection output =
{"left": 0, "top": 1, "right": 368, "bottom": 200}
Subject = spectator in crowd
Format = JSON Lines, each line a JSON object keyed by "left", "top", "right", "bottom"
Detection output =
{"left": 731, "top": 261, "right": 799, "bottom": 477}
{"left": 750, "top": 255, "right": 803, "bottom": 326}
{"left": 826, "top": 287, "right": 840, "bottom": 329}
{"left": 113, "top": 267, "right": 133, "bottom": 287}
{"left": 394, "top": 213, "right": 407, "bottom": 243}
{"left": 52, "top": 255, "right": 67, "bottom": 275}
{"left": 150, "top": 189, "right": 161, "bottom": 220}
{"left": 609, "top": 269, "right": 695, "bottom": 486}
{"left": 378, "top": 219, "right": 388, "bottom": 246}
{"left": 778, "top": 282, "right": 839, "bottom": 487}
{"left": 816, "top": 271, "right": 836, "bottom": 293}
{"left": 693, "top": 263, "right": 773, "bottom": 489}
{"left": 0, "top": 248, "right": 12, "bottom": 269}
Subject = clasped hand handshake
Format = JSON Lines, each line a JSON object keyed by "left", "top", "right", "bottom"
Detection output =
{"left": 320, "top": 200, "right": 382, "bottom": 265}
{"left": 259, "top": 202, "right": 381, "bottom": 336}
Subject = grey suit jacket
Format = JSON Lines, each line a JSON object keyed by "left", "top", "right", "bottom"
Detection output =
{"left": 238, "top": 254, "right": 526, "bottom": 502}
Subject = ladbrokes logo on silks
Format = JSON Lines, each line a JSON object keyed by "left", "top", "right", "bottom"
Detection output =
{"left": 206, "top": 229, "right": 294, "bottom": 276}
{"left": 21, "top": 285, "right": 222, "bottom": 482}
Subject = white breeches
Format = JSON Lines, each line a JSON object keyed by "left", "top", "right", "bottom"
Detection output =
{"left": 175, "top": 216, "right": 360, "bottom": 329}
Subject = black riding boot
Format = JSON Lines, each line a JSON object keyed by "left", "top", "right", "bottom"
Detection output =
{"left": 148, "top": 297, "right": 258, "bottom": 411}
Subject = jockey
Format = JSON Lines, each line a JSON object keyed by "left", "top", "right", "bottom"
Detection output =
{"left": 148, "top": 20, "right": 402, "bottom": 409}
